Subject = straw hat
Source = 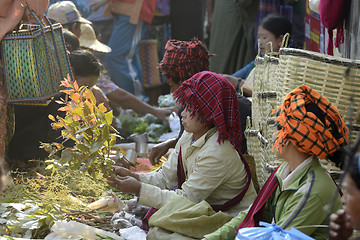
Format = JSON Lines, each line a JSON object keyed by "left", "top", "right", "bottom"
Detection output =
{"left": 79, "top": 23, "right": 111, "bottom": 53}
{"left": 47, "top": 1, "right": 91, "bottom": 25}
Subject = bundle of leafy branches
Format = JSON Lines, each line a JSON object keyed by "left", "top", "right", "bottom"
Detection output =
{"left": 0, "top": 164, "right": 133, "bottom": 238}
{"left": 0, "top": 77, "right": 135, "bottom": 238}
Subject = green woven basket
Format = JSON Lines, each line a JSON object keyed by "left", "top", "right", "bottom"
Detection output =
{"left": 1, "top": 11, "right": 73, "bottom": 103}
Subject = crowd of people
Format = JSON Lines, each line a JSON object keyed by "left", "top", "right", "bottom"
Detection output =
{"left": 0, "top": 0, "right": 359, "bottom": 240}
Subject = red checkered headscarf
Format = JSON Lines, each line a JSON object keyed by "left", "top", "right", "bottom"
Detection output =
{"left": 273, "top": 85, "right": 349, "bottom": 159}
{"left": 159, "top": 38, "right": 213, "bottom": 84}
{"left": 173, "top": 71, "right": 242, "bottom": 153}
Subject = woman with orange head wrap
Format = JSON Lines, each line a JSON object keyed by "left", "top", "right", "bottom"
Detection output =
{"left": 204, "top": 85, "right": 348, "bottom": 240}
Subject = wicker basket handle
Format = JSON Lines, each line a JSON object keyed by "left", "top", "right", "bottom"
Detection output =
{"left": 265, "top": 41, "right": 274, "bottom": 55}
{"left": 26, "top": 4, "right": 64, "bottom": 92}
{"left": 281, "top": 33, "right": 290, "bottom": 48}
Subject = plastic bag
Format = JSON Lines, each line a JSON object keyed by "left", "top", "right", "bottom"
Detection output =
{"left": 119, "top": 226, "right": 147, "bottom": 240}
{"left": 235, "top": 222, "right": 315, "bottom": 240}
{"left": 44, "top": 220, "right": 124, "bottom": 240}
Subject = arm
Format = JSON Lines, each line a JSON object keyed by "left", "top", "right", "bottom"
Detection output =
{"left": 149, "top": 137, "right": 177, "bottom": 165}
{"left": 106, "top": 88, "right": 176, "bottom": 121}
{"left": 231, "top": 60, "right": 255, "bottom": 79}
{"left": 140, "top": 136, "right": 241, "bottom": 208}
{"left": 223, "top": 74, "right": 251, "bottom": 96}
{"left": 204, "top": 211, "right": 247, "bottom": 240}
{"left": 91, "top": 85, "right": 111, "bottom": 110}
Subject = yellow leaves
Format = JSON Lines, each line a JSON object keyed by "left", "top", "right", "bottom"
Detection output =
{"left": 98, "top": 103, "right": 107, "bottom": 113}
{"left": 72, "top": 115, "right": 81, "bottom": 121}
{"left": 58, "top": 106, "right": 72, "bottom": 112}
{"left": 73, "top": 80, "right": 79, "bottom": 91}
{"left": 40, "top": 76, "right": 123, "bottom": 179}
{"left": 48, "top": 114, "right": 55, "bottom": 121}
{"left": 104, "top": 110, "right": 113, "bottom": 125}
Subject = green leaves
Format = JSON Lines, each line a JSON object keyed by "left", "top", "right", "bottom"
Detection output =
{"left": 40, "top": 77, "right": 123, "bottom": 179}
{"left": 0, "top": 202, "right": 60, "bottom": 238}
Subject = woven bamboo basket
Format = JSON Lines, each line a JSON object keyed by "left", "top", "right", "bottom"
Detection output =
{"left": 251, "top": 51, "right": 284, "bottom": 188}
{"left": 279, "top": 48, "right": 360, "bottom": 144}
{"left": 279, "top": 48, "right": 360, "bottom": 122}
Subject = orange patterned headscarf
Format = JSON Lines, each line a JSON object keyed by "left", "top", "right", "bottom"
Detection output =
{"left": 273, "top": 85, "right": 348, "bottom": 159}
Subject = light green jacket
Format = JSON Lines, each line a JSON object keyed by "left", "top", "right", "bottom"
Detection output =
{"left": 205, "top": 158, "right": 342, "bottom": 240}
{"left": 138, "top": 128, "right": 257, "bottom": 217}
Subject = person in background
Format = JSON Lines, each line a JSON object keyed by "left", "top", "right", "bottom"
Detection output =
{"left": 150, "top": 38, "right": 253, "bottom": 164}
{"left": 47, "top": 1, "right": 91, "bottom": 38}
{"left": 329, "top": 153, "right": 360, "bottom": 240}
{"left": 207, "top": 0, "right": 259, "bottom": 75}
{"left": 1, "top": 0, "right": 49, "bottom": 179}
{"left": 106, "top": 71, "right": 257, "bottom": 237}
{"left": 83, "top": 0, "right": 113, "bottom": 45}
{"left": 89, "top": 0, "right": 157, "bottom": 100}
{"left": 48, "top": 0, "right": 90, "bottom": 17}
{"left": 203, "top": 85, "right": 348, "bottom": 240}
{"left": 149, "top": 38, "right": 212, "bottom": 164}
{"left": 63, "top": 29, "right": 80, "bottom": 52}
{"left": 225, "top": 13, "right": 292, "bottom": 96}
{"left": 78, "top": 23, "right": 175, "bottom": 121}
{"left": 7, "top": 49, "right": 103, "bottom": 165}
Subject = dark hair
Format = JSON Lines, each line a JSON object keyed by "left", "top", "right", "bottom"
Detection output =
{"left": 69, "top": 49, "right": 102, "bottom": 77}
{"left": 63, "top": 29, "right": 80, "bottom": 53}
{"left": 260, "top": 14, "right": 292, "bottom": 39}
{"left": 347, "top": 153, "right": 360, "bottom": 189}
{"left": 62, "top": 22, "right": 81, "bottom": 32}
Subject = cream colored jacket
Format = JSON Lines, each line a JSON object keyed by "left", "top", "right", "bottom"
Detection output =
{"left": 138, "top": 128, "right": 257, "bottom": 217}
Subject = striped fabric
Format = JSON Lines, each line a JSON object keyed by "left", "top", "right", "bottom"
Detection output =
{"left": 159, "top": 38, "right": 212, "bottom": 83}
{"left": 173, "top": 71, "right": 242, "bottom": 154}
{"left": 236, "top": 165, "right": 281, "bottom": 231}
{"left": 272, "top": 85, "right": 348, "bottom": 160}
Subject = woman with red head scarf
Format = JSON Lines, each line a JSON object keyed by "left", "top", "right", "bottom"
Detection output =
{"left": 0, "top": 0, "right": 49, "bottom": 192}
{"left": 204, "top": 85, "right": 348, "bottom": 240}
{"left": 106, "top": 71, "right": 257, "bottom": 237}
{"left": 149, "top": 38, "right": 214, "bottom": 165}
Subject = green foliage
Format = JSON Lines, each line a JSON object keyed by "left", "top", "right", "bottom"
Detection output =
{"left": 147, "top": 123, "right": 171, "bottom": 142}
{"left": 0, "top": 201, "right": 62, "bottom": 238}
{"left": 133, "top": 121, "right": 148, "bottom": 134}
{"left": 158, "top": 94, "right": 176, "bottom": 107}
{"left": 40, "top": 76, "right": 123, "bottom": 178}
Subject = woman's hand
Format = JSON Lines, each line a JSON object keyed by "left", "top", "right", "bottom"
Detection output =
{"left": 107, "top": 175, "right": 141, "bottom": 196}
{"left": 149, "top": 138, "right": 176, "bottom": 165}
{"left": 111, "top": 166, "right": 140, "bottom": 181}
{"left": 152, "top": 107, "right": 177, "bottom": 122}
{"left": 329, "top": 209, "right": 353, "bottom": 240}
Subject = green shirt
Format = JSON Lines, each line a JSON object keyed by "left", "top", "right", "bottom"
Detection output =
{"left": 205, "top": 158, "right": 342, "bottom": 240}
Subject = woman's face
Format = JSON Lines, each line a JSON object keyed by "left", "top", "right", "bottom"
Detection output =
{"left": 76, "top": 75, "right": 98, "bottom": 88}
{"left": 181, "top": 109, "right": 209, "bottom": 140}
{"left": 257, "top": 26, "right": 283, "bottom": 56}
{"left": 342, "top": 174, "right": 360, "bottom": 230}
